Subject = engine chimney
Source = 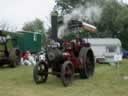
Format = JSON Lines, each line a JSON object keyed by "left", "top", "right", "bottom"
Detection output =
{"left": 51, "top": 11, "right": 58, "bottom": 41}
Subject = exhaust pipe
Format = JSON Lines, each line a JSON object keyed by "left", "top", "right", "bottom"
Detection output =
{"left": 51, "top": 11, "right": 58, "bottom": 41}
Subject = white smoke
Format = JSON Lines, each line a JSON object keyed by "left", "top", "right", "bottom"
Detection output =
{"left": 58, "top": 25, "right": 67, "bottom": 39}
{"left": 58, "top": 3, "right": 103, "bottom": 39}
{"left": 84, "top": 5, "right": 102, "bottom": 23}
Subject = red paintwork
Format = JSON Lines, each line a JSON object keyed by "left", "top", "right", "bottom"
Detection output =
{"left": 63, "top": 51, "right": 81, "bottom": 69}
{"left": 62, "top": 39, "right": 90, "bottom": 70}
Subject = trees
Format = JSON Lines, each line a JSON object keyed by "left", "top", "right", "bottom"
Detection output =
{"left": 0, "top": 22, "right": 9, "bottom": 31}
{"left": 114, "top": 7, "right": 128, "bottom": 49}
{"left": 22, "top": 18, "right": 44, "bottom": 32}
{"left": 55, "top": 0, "right": 105, "bottom": 14}
{"left": 0, "top": 21, "right": 15, "bottom": 31}
{"left": 97, "top": 0, "right": 123, "bottom": 37}
{"left": 99, "top": 2, "right": 128, "bottom": 49}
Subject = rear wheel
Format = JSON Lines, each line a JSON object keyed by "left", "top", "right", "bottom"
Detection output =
{"left": 33, "top": 61, "right": 48, "bottom": 84}
{"left": 9, "top": 48, "right": 21, "bottom": 68}
{"left": 79, "top": 47, "right": 95, "bottom": 79}
{"left": 61, "top": 61, "right": 74, "bottom": 86}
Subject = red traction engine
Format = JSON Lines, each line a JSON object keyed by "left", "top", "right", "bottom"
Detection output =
{"left": 33, "top": 37, "right": 95, "bottom": 86}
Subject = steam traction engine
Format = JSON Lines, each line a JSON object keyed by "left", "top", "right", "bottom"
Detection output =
{"left": 33, "top": 37, "right": 95, "bottom": 86}
{"left": 33, "top": 12, "right": 96, "bottom": 86}
{"left": 0, "top": 30, "right": 21, "bottom": 67}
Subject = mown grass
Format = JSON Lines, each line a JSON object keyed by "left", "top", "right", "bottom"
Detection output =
{"left": 0, "top": 59, "right": 128, "bottom": 96}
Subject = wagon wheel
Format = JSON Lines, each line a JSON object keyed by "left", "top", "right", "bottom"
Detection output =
{"left": 9, "top": 48, "right": 21, "bottom": 68}
{"left": 61, "top": 61, "right": 74, "bottom": 87}
{"left": 79, "top": 47, "right": 95, "bottom": 79}
{"left": 33, "top": 61, "right": 48, "bottom": 84}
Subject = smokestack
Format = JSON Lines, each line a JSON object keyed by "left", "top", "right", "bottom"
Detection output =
{"left": 51, "top": 11, "right": 58, "bottom": 41}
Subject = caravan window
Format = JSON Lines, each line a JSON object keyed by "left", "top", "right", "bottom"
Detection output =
{"left": 106, "top": 46, "right": 116, "bottom": 53}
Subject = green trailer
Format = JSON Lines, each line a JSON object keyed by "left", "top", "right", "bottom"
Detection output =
{"left": 13, "top": 31, "right": 43, "bottom": 53}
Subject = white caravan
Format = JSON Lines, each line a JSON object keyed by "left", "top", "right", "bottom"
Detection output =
{"left": 84, "top": 38, "right": 122, "bottom": 64}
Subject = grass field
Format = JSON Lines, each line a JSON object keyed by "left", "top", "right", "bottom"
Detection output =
{"left": 0, "top": 59, "right": 128, "bottom": 96}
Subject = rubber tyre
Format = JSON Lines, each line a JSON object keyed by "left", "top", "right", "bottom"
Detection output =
{"left": 61, "top": 61, "right": 74, "bottom": 87}
{"left": 9, "top": 48, "right": 21, "bottom": 68}
{"left": 79, "top": 47, "right": 95, "bottom": 79}
{"left": 33, "top": 61, "right": 48, "bottom": 84}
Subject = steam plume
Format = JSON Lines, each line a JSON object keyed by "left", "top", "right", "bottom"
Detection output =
{"left": 58, "top": 3, "right": 103, "bottom": 38}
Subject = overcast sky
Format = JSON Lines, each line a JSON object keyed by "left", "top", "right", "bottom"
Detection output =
{"left": 0, "top": 0, "right": 55, "bottom": 31}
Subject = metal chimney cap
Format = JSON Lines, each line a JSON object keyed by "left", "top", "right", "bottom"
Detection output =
{"left": 51, "top": 10, "right": 58, "bottom": 16}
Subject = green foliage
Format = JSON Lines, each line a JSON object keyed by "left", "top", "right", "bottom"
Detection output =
{"left": 55, "top": 0, "right": 84, "bottom": 14}
{"left": 114, "top": 7, "right": 128, "bottom": 49}
{"left": 98, "top": 1, "right": 122, "bottom": 35}
{"left": 22, "top": 18, "right": 44, "bottom": 32}
{"left": 55, "top": 0, "right": 107, "bottom": 14}
{"left": 96, "top": 1, "right": 128, "bottom": 49}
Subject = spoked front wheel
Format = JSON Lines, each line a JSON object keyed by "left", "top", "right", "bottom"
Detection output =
{"left": 61, "top": 61, "right": 74, "bottom": 87}
{"left": 33, "top": 61, "right": 48, "bottom": 84}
